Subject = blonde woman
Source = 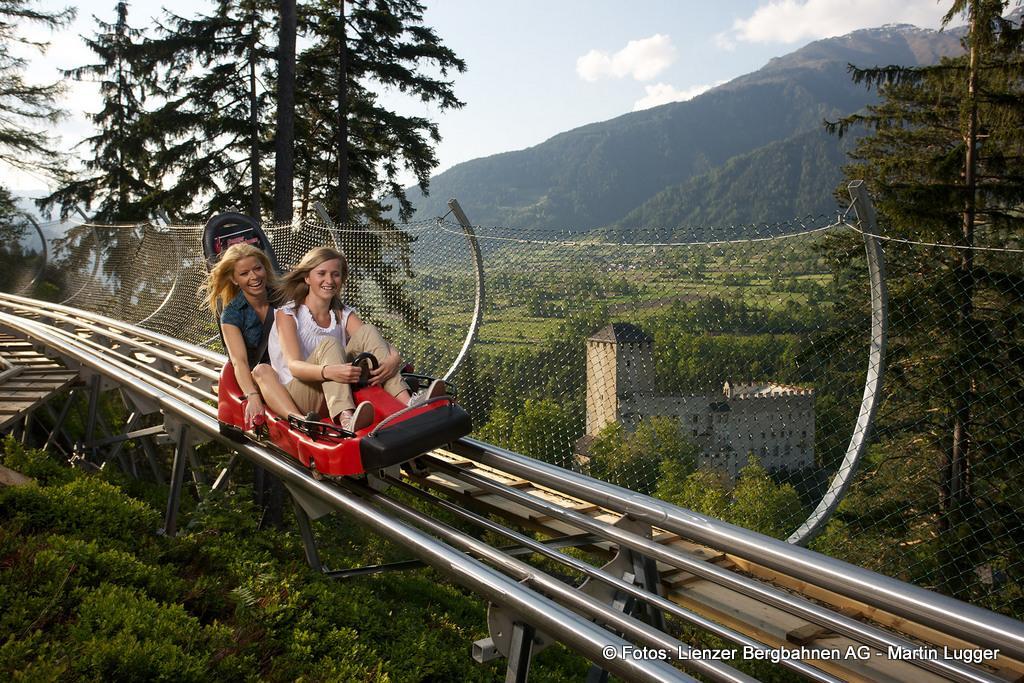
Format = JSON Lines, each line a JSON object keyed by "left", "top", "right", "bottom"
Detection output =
{"left": 202, "top": 243, "right": 302, "bottom": 427}
{"left": 268, "top": 246, "right": 438, "bottom": 432}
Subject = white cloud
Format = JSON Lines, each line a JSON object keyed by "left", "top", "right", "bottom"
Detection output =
{"left": 632, "top": 81, "right": 724, "bottom": 111}
{"left": 713, "top": 32, "right": 737, "bottom": 52}
{"left": 726, "top": 0, "right": 948, "bottom": 45}
{"left": 576, "top": 34, "right": 676, "bottom": 82}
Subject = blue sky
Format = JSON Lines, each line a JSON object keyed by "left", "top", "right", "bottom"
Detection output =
{"left": 10, "top": 0, "right": 954, "bottom": 194}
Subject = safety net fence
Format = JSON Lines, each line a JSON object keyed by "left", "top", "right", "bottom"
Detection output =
{"left": 1, "top": 204, "right": 1020, "bottom": 619}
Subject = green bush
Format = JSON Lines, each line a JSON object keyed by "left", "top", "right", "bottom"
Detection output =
{"left": 67, "top": 584, "right": 234, "bottom": 682}
{"left": 0, "top": 478, "right": 160, "bottom": 548}
{"left": 0, "top": 444, "right": 586, "bottom": 681}
{"left": 0, "top": 437, "right": 75, "bottom": 487}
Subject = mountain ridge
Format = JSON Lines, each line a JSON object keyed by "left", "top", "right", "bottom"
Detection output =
{"left": 406, "top": 21, "right": 964, "bottom": 230}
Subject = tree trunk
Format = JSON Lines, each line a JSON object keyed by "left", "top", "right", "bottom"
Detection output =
{"left": 334, "top": 0, "right": 349, "bottom": 223}
{"left": 942, "top": 1, "right": 979, "bottom": 530}
{"left": 273, "top": 0, "right": 296, "bottom": 223}
{"left": 248, "top": 6, "right": 260, "bottom": 218}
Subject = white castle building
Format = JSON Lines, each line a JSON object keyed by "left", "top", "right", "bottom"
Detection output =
{"left": 581, "top": 323, "right": 815, "bottom": 479}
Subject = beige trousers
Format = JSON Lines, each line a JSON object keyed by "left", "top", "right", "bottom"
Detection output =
{"left": 285, "top": 324, "right": 406, "bottom": 418}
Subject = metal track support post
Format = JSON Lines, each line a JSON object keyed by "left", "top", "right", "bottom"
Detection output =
{"left": 162, "top": 423, "right": 191, "bottom": 537}
{"left": 43, "top": 390, "right": 76, "bottom": 450}
{"left": 20, "top": 412, "right": 32, "bottom": 444}
{"left": 504, "top": 621, "right": 536, "bottom": 683}
{"left": 85, "top": 374, "right": 101, "bottom": 457}
{"left": 211, "top": 453, "right": 239, "bottom": 492}
{"left": 186, "top": 445, "right": 207, "bottom": 492}
{"left": 103, "top": 411, "right": 140, "bottom": 477}
{"left": 291, "top": 495, "right": 324, "bottom": 572}
{"left": 632, "top": 550, "right": 667, "bottom": 632}
{"left": 140, "top": 436, "right": 165, "bottom": 485}
{"left": 41, "top": 401, "right": 72, "bottom": 455}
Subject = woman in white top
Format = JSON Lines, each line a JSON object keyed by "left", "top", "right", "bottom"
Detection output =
{"left": 268, "top": 246, "right": 410, "bottom": 431}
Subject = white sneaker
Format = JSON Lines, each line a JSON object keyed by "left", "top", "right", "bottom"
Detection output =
{"left": 341, "top": 401, "right": 375, "bottom": 432}
{"left": 409, "top": 379, "right": 446, "bottom": 407}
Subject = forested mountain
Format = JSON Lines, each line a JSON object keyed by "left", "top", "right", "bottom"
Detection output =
{"left": 602, "top": 127, "right": 859, "bottom": 236}
{"left": 406, "top": 23, "right": 963, "bottom": 230}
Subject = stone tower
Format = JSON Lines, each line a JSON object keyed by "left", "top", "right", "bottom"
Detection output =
{"left": 585, "top": 323, "right": 655, "bottom": 435}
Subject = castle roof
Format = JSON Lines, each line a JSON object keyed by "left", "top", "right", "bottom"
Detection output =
{"left": 588, "top": 322, "right": 653, "bottom": 344}
{"left": 723, "top": 380, "right": 814, "bottom": 398}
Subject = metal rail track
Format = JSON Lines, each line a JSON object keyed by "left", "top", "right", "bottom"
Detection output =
{"left": 0, "top": 294, "right": 1021, "bottom": 682}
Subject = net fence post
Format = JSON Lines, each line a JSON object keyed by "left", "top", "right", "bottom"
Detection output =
{"left": 442, "top": 198, "right": 485, "bottom": 382}
{"left": 788, "top": 180, "right": 888, "bottom": 545}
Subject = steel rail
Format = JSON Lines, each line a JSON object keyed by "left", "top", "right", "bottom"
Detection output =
{"left": 0, "top": 292, "right": 224, "bottom": 366}
{"left": 347, "top": 478, "right": 756, "bottom": 683}
{"left": 451, "top": 438, "right": 1024, "bottom": 665}
{"left": 0, "top": 310, "right": 694, "bottom": 683}
{"left": 0, "top": 298, "right": 221, "bottom": 384}
{"left": 385, "top": 475, "right": 842, "bottom": 683}
{"left": 428, "top": 454, "right": 1005, "bottom": 683}
{"left": 5, "top": 317, "right": 220, "bottom": 422}
{"left": 34, "top": 322, "right": 216, "bottom": 405}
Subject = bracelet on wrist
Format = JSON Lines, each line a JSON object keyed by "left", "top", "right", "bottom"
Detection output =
{"left": 246, "top": 390, "right": 259, "bottom": 399}
{"left": 320, "top": 364, "right": 327, "bottom": 380}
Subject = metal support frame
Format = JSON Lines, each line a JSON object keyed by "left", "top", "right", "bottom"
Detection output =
{"left": 0, "top": 357, "right": 21, "bottom": 384}
{"left": 291, "top": 495, "right": 324, "bottom": 572}
{"left": 10, "top": 415, "right": 24, "bottom": 441}
{"left": 97, "top": 415, "right": 166, "bottom": 479}
{"left": 442, "top": 199, "right": 485, "bottom": 382}
{"left": 504, "top": 621, "right": 536, "bottom": 683}
{"left": 41, "top": 401, "right": 72, "bottom": 455}
{"left": 789, "top": 181, "right": 888, "bottom": 545}
{"left": 162, "top": 422, "right": 191, "bottom": 537}
{"left": 212, "top": 453, "right": 239, "bottom": 492}
{"left": 186, "top": 444, "right": 208, "bottom": 490}
{"left": 584, "top": 516, "right": 666, "bottom": 682}
{"left": 118, "top": 388, "right": 165, "bottom": 483}
{"left": 84, "top": 374, "right": 101, "bottom": 455}
{"left": 90, "top": 423, "right": 166, "bottom": 449}
{"left": 140, "top": 436, "right": 165, "bottom": 485}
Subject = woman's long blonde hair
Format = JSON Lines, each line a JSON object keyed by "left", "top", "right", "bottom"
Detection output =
{"left": 275, "top": 246, "right": 348, "bottom": 311}
{"left": 200, "top": 242, "right": 278, "bottom": 314}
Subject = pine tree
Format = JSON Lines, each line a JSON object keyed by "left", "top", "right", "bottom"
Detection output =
{"left": 827, "top": 2, "right": 1024, "bottom": 597}
{"left": 38, "top": 2, "right": 156, "bottom": 221}
{"left": 147, "top": 0, "right": 277, "bottom": 218}
{"left": 0, "top": 0, "right": 75, "bottom": 194}
{"left": 296, "top": 0, "right": 466, "bottom": 223}
{"left": 293, "top": 0, "right": 464, "bottom": 328}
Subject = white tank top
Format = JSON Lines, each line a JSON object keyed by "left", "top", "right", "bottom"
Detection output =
{"left": 268, "top": 301, "right": 353, "bottom": 385}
